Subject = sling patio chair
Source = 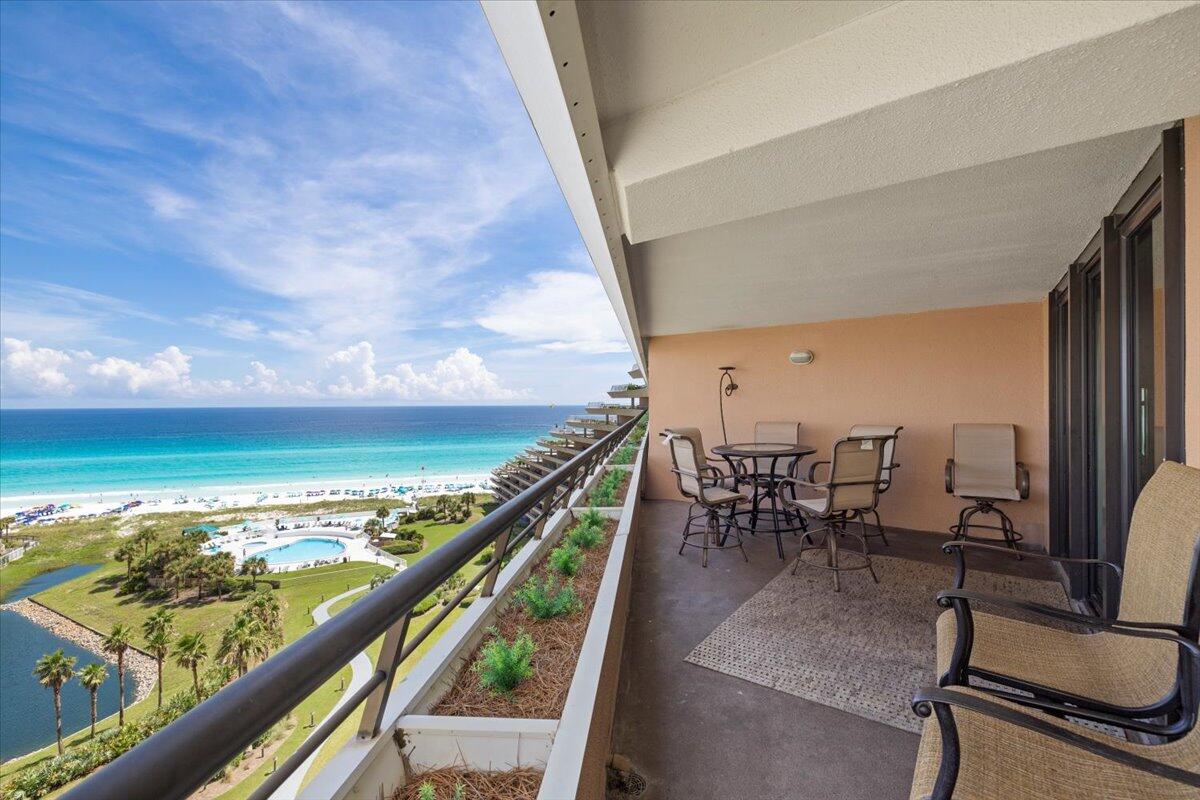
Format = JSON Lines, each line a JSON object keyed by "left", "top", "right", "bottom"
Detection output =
{"left": 749, "top": 420, "right": 809, "bottom": 546}
{"left": 664, "top": 427, "right": 749, "bottom": 568}
{"left": 945, "top": 423, "right": 1028, "bottom": 554}
{"left": 935, "top": 461, "right": 1200, "bottom": 738}
{"left": 751, "top": 420, "right": 804, "bottom": 477}
{"left": 808, "top": 424, "right": 903, "bottom": 546}
{"left": 909, "top": 680, "right": 1200, "bottom": 800}
{"left": 780, "top": 433, "right": 896, "bottom": 591}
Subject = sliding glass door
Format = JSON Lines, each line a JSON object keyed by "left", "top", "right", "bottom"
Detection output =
{"left": 1128, "top": 209, "right": 1166, "bottom": 495}
{"left": 1048, "top": 127, "right": 1186, "bottom": 615}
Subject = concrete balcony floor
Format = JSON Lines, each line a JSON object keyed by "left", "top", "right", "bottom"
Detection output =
{"left": 610, "top": 499, "right": 1058, "bottom": 799}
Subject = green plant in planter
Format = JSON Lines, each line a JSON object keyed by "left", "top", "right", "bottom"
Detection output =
{"left": 548, "top": 541, "right": 583, "bottom": 576}
{"left": 416, "top": 779, "right": 467, "bottom": 800}
{"left": 610, "top": 443, "right": 636, "bottom": 465}
{"left": 514, "top": 575, "right": 581, "bottom": 619}
{"left": 474, "top": 629, "right": 536, "bottom": 694}
{"left": 589, "top": 469, "right": 627, "bottom": 506}
{"left": 578, "top": 507, "right": 606, "bottom": 529}
{"left": 567, "top": 520, "right": 604, "bottom": 549}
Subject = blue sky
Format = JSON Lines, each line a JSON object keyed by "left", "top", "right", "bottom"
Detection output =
{"left": 0, "top": 1, "right": 629, "bottom": 407}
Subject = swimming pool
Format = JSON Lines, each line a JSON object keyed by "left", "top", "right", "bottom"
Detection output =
{"left": 251, "top": 537, "right": 346, "bottom": 565}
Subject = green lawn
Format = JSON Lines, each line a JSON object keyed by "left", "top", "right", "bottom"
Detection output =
{"left": 0, "top": 494, "right": 493, "bottom": 799}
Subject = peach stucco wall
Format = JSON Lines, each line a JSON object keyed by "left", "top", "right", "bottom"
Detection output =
{"left": 646, "top": 301, "right": 1051, "bottom": 549}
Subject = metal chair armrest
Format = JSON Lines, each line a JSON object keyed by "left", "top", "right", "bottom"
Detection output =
{"left": 941, "top": 540, "right": 1124, "bottom": 590}
{"left": 910, "top": 686, "right": 1200, "bottom": 799}
{"left": 807, "top": 460, "right": 831, "bottom": 483}
{"left": 935, "top": 588, "right": 1199, "bottom": 717}
{"left": 936, "top": 589, "right": 1198, "bottom": 645}
{"left": 1016, "top": 461, "right": 1030, "bottom": 500}
{"left": 945, "top": 459, "right": 954, "bottom": 494}
{"left": 778, "top": 476, "right": 828, "bottom": 493}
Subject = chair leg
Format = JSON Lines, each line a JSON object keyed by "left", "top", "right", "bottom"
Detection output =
{"left": 828, "top": 522, "right": 841, "bottom": 592}
{"left": 703, "top": 511, "right": 718, "bottom": 568}
{"left": 718, "top": 504, "right": 733, "bottom": 547}
{"left": 871, "top": 509, "right": 889, "bottom": 546}
{"left": 735, "top": 510, "right": 749, "bottom": 563}
{"left": 953, "top": 504, "right": 970, "bottom": 541}
{"left": 679, "top": 502, "right": 698, "bottom": 556}
{"left": 959, "top": 504, "right": 982, "bottom": 540}
{"left": 859, "top": 514, "right": 880, "bottom": 583}
{"left": 998, "top": 507, "right": 1022, "bottom": 560}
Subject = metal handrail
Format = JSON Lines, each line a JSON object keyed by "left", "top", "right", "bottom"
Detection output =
{"left": 63, "top": 412, "right": 644, "bottom": 800}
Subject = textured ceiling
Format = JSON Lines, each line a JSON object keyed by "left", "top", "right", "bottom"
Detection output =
{"left": 569, "top": 0, "right": 1200, "bottom": 336}
{"left": 486, "top": 1, "right": 1198, "bottom": 347}
{"left": 583, "top": 1, "right": 1200, "bottom": 244}
{"left": 577, "top": 0, "right": 893, "bottom": 124}
{"left": 629, "top": 126, "right": 1163, "bottom": 336}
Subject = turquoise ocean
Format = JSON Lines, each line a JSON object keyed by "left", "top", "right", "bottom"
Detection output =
{"left": 0, "top": 405, "right": 580, "bottom": 504}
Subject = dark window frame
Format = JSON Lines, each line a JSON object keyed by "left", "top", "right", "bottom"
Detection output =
{"left": 1047, "top": 125, "right": 1187, "bottom": 613}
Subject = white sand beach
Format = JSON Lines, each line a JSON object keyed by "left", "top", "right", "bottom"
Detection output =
{"left": 1, "top": 473, "right": 491, "bottom": 521}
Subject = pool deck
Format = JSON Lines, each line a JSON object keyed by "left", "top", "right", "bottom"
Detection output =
{"left": 202, "top": 527, "right": 403, "bottom": 572}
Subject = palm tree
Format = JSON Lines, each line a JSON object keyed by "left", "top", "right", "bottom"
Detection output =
{"left": 165, "top": 557, "right": 189, "bottom": 600}
{"left": 208, "top": 551, "right": 235, "bottom": 598}
{"left": 34, "top": 650, "right": 76, "bottom": 754}
{"left": 375, "top": 506, "right": 389, "bottom": 526}
{"left": 240, "top": 555, "right": 268, "bottom": 587}
{"left": 144, "top": 607, "right": 176, "bottom": 639}
{"left": 77, "top": 663, "right": 108, "bottom": 737}
{"left": 114, "top": 540, "right": 138, "bottom": 577}
{"left": 218, "top": 614, "right": 265, "bottom": 677}
{"left": 144, "top": 629, "right": 171, "bottom": 708}
{"left": 143, "top": 609, "right": 176, "bottom": 708}
{"left": 245, "top": 591, "right": 283, "bottom": 653}
{"left": 102, "top": 623, "right": 133, "bottom": 726}
{"left": 188, "top": 554, "right": 209, "bottom": 599}
{"left": 363, "top": 518, "right": 380, "bottom": 539}
{"left": 173, "top": 632, "right": 208, "bottom": 702}
{"left": 133, "top": 528, "right": 156, "bottom": 557}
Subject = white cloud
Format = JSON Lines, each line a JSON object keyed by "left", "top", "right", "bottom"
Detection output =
{"left": 2, "top": 338, "right": 75, "bottom": 396}
{"left": 324, "top": 342, "right": 521, "bottom": 401}
{"left": 120, "top": 3, "right": 558, "bottom": 350}
{"left": 87, "top": 345, "right": 193, "bottom": 395}
{"left": 0, "top": 279, "right": 171, "bottom": 347}
{"left": 2, "top": 337, "right": 521, "bottom": 403}
{"left": 242, "top": 360, "right": 319, "bottom": 398}
{"left": 145, "top": 186, "right": 195, "bottom": 219}
{"left": 477, "top": 271, "right": 629, "bottom": 355}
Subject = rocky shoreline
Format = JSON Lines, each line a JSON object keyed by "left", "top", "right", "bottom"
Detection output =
{"left": 2, "top": 598, "right": 156, "bottom": 706}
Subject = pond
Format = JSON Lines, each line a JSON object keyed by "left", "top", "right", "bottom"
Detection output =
{"left": 0, "top": 564, "right": 134, "bottom": 762}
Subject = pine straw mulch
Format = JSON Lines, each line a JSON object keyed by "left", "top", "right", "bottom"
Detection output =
{"left": 392, "top": 767, "right": 542, "bottom": 800}
{"left": 431, "top": 517, "right": 619, "bottom": 719}
{"left": 583, "top": 469, "right": 631, "bottom": 508}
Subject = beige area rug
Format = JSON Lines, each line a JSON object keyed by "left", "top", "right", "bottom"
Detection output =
{"left": 684, "top": 554, "right": 1070, "bottom": 733}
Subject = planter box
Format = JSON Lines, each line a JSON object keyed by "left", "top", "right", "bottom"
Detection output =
{"left": 575, "top": 464, "right": 634, "bottom": 513}
{"left": 308, "top": 436, "right": 646, "bottom": 800}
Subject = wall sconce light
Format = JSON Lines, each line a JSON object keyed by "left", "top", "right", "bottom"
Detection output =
{"left": 789, "top": 349, "right": 815, "bottom": 365}
{"left": 718, "top": 366, "right": 738, "bottom": 444}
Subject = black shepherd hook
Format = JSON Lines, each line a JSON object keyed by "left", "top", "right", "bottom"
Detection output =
{"left": 718, "top": 366, "right": 738, "bottom": 444}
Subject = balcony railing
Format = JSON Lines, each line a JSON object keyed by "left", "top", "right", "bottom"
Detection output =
{"left": 62, "top": 412, "right": 644, "bottom": 800}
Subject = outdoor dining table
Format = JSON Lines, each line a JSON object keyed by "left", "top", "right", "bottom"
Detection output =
{"left": 710, "top": 441, "right": 818, "bottom": 559}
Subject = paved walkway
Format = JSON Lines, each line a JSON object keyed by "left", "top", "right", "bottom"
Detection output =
{"left": 270, "top": 584, "right": 374, "bottom": 800}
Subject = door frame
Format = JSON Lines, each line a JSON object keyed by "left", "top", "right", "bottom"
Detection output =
{"left": 1048, "top": 125, "right": 1187, "bottom": 614}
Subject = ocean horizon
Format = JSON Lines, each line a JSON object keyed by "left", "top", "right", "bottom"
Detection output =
{"left": 0, "top": 405, "right": 580, "bottom": 508}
